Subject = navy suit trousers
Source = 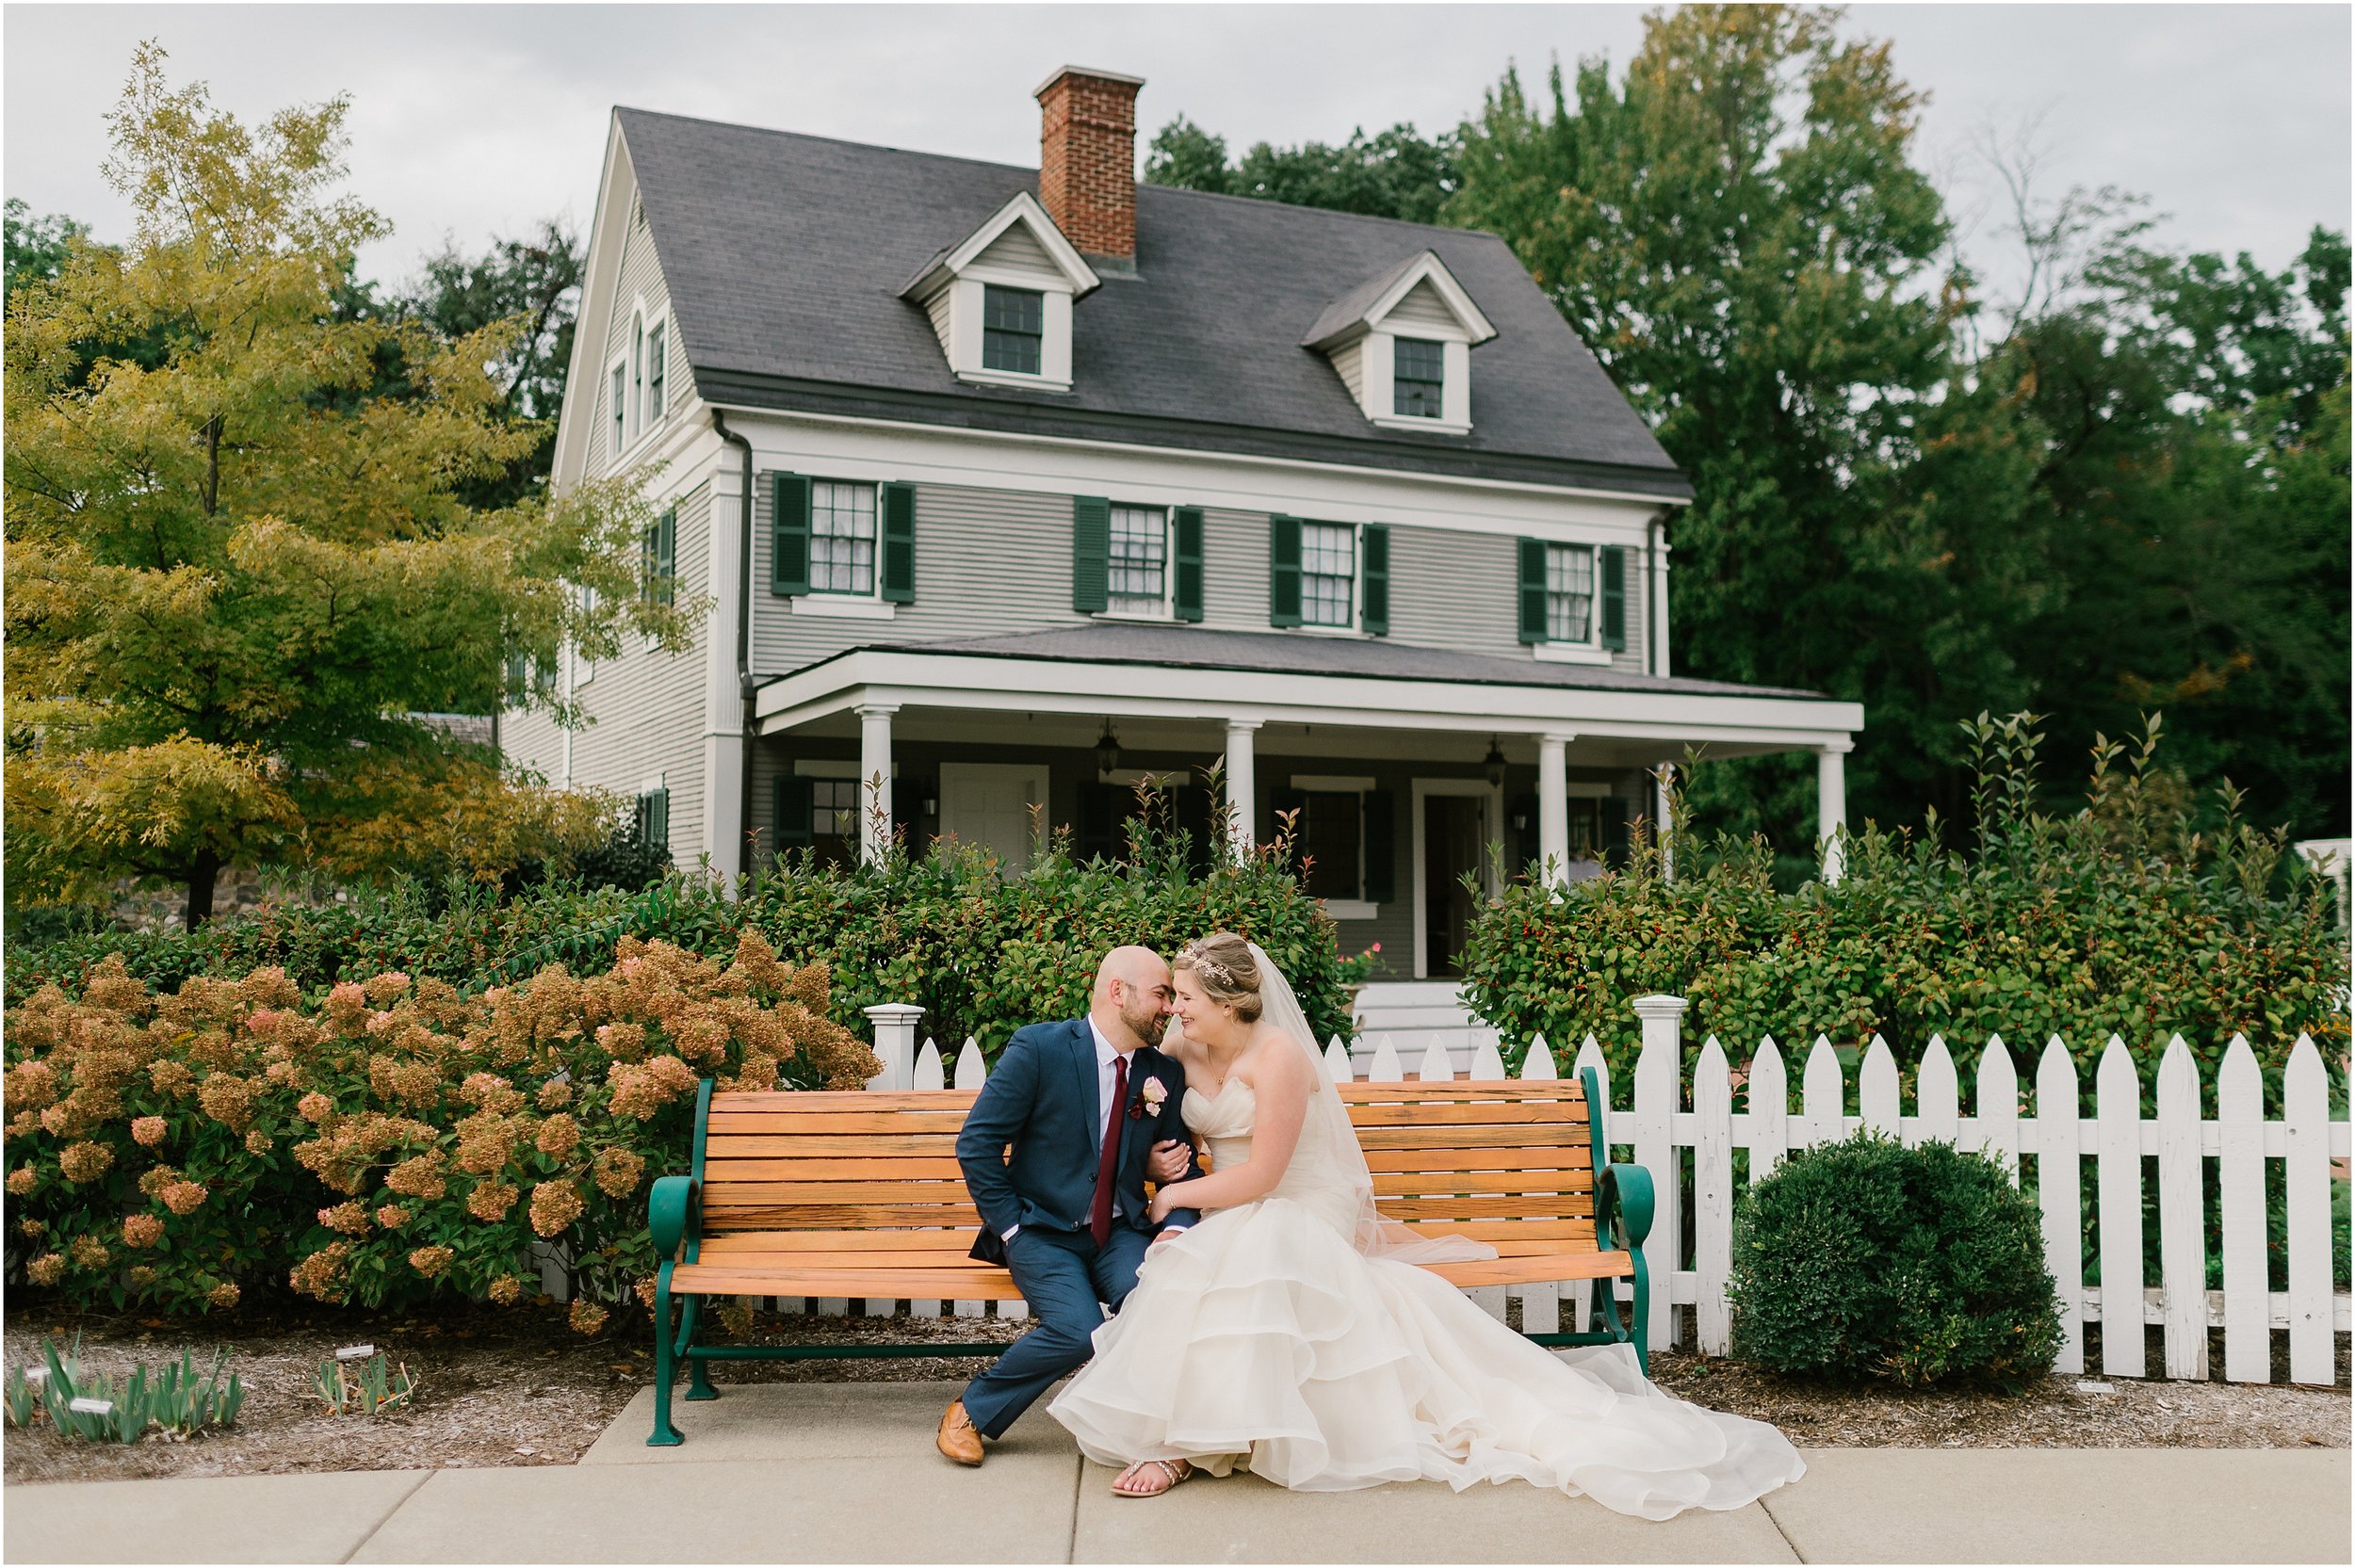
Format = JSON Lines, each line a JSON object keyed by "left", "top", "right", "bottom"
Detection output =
{"left": 960, "top": 1224, "right": 1151, "bottom": 1439}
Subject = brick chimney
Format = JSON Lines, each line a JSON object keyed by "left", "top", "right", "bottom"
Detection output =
{"left": 1034, "top": 66, "right": 1143, "bottom": 263}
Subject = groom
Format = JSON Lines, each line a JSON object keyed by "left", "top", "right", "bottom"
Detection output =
{"left": 936, "top": 946, "right": 1200, "bottom": 1465}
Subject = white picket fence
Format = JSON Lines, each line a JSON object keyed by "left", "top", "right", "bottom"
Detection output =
{"left": 857, "top": 997, "right": 2351, "bottom": 1386}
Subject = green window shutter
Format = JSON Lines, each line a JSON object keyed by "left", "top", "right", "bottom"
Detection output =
{"left": 1173, "top": 506, "right": 1205, "bottom": 622}
{"left": 647, "top": 508, "right": 676, "bottom": 606}
{"left": 1518, "top": 539, "right": 1548, "bottom": 644}
{"left": 773, "top": 776, "right": 814, "bottom": 855}
{"left": 1071, "top": 495, "right": 1110, "bottom": 613}
{"left": 1362, "top": 789, "right": 1396, "bottom": 904}
{"left": 1359, "top": 524, "right": 1389, "bottom": 636}
{"left": 1600, "top": 543, "right": 1626, "bottom": 652}
{"left": 1269, "top": 515, "right": 1303, "bottom": 628}
{"left": 771, "top": 474, "right": 810, "bottom": 596}
{"left": 639, "top": 788, "right": 670, "bottom": 847}
{"left": 880, "top": 483, "right": 917, "bottom": 604}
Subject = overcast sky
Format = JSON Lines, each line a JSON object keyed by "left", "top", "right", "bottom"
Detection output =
{"left": 7, "top": 3, "right": 2349, "bottom": 308}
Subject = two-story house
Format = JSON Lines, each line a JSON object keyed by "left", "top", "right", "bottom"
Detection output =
{"left": 503, "top": 67, "right": 1862, "bottom": 981}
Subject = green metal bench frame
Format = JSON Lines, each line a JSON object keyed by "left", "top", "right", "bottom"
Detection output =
{"left": 644, "top": 1070, "right": 1653, "bottom": 1447}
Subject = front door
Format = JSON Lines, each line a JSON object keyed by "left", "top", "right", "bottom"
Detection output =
{"left": 1421, "top": 793, "right": 1486, "bottom": 978}
{"left": 937, "top": 762, "right": 1048, "bottom": 874}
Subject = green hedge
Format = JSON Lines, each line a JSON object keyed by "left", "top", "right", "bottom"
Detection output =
{"left": 7, "top": 813, "right": 1368, "bottom": 1060}
{"left": 1459, "top": 715, "right": 2348, "bottom": 1088}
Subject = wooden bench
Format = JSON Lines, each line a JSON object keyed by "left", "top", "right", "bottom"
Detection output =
{"left": 643, "top": 1072, "right": 1653, "bottom": 1446}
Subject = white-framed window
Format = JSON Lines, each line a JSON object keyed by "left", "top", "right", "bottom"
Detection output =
{"left": 810, "top": 479, "right": 878, "bottom": 596}
{"left": 646, "top": 320, "right": 667, "bottom": 421}
{"left": 1545, "top": 543, "right": 1596, "bottom": 644}
{"left": 609, "top": 363, "right": 625, "bottom": 460}
{"left": 982, "top": 284, "right": 1044, "bottom": 376}
{"left": 628, "top": 311, "right": 644, "bottom": 440}
{"left": 1301, "top": 522, "right": 1356, "bottom": 628}
{"left": 1108, "top": 505, "right": 1169, "bottom": 616}
{"left": 1393, "top": 337, "right": 1445, "bottom": 418}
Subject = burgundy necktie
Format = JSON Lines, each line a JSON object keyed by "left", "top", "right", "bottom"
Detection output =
{"left": 1090, "top": 1053, "right": 1128, "bottom": 1247}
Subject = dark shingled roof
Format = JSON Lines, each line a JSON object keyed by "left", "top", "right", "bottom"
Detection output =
{"left": 770, "top": 623, "right": 1827, "bottom": 702}
{"left": 618, "top": 108, "right": 1689, "bottom": 498}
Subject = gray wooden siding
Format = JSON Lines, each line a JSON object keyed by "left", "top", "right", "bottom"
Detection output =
{"left": 1384, "top": 280, "right": 1456, "bottom": 332}
{"left": 1384, "top": 526, "right": 1645, "bottom": 675}
{"left": 597, "top": 210, "right": 684, "bottom": 474}
{"left": 752, "top": 480, "right": 1079, "bottom": 671}
{"left": 565, "top": 478, "right": 712, "bottom": 867}
{"left": 1331, "top": 338, "right": 1365, "bottom": 403}
{"left": 974, "top": 223, "right": 1055, "bottom": 274}
{"left": 749, "top": 481, "right": 1646, "bottom": 676}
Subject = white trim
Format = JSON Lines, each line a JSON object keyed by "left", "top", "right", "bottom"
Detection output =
{"left": 790, "top": 595, "right": 897, "bottom": 622}
{"left": 704, "top": 402, "right": 1690, "bottom": 527}
{"left": 1411, "top": 777, "right": 1504, "bottom": 980}
{"left": 751, "top": 649, "right": 1865, "bottom": 753}
{"left": 902, "top": 191, "right": 1101, "bottom": 301}
{"left": 1291, "top": 774, "right": 1376, "bottom": 792}
{"left": 1533, "top": 643, "right": 1615, "bottom": 666}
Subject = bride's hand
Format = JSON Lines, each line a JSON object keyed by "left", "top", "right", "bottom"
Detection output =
{"left": 1148, "top": 1183, "right": 1187, "bottom": 1224}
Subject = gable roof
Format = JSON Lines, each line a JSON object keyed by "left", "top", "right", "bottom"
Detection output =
{"left": 1301, "top": 250, "right": 1497, "bottom": 349}
{"left": 617, "top": 107, "right": 1688, "bottom": 499}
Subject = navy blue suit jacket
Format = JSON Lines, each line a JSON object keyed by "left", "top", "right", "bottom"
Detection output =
{"left": 959, "top": 1017, "right": 1200, "bottom": 1264}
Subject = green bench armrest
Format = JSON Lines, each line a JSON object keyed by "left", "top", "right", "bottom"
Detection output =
{"left": 1600, "top": 1163, "right": 1653, "bottom": 1251}
{"left": 649, "top": 1176, "right": 698, "bottom": 1259}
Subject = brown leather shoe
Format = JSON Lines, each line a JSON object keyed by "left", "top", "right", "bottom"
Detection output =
{"left": 936, "top": 1398, "right": 984, "bottom": 1466}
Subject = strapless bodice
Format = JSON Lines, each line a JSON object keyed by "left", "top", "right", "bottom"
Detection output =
{"left": 1183, "top": 1077, "right": 1257, "bottom": 1175}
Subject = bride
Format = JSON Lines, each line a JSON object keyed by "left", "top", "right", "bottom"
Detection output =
{"left": 1048, "top": 932, "right": 1805, "bottom": 1520}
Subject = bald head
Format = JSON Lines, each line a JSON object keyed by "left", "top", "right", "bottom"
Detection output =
{"left": 1092, "top": 946, "right": 1173, "bottom": 1051}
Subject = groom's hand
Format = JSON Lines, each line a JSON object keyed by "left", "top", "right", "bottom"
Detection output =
{"left": 1146, "top": 1140, "right": 1191, "bottom": 1184}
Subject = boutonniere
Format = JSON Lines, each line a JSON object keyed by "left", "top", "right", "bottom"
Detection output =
{"left": 1128, "top": 1076, "right": 1168, "bottom": 1120}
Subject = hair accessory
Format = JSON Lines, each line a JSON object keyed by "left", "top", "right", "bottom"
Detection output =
{"left": 1177, "top": 941, "right": 1240, "bottom": 989}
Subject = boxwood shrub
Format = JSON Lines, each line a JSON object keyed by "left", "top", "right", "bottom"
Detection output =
{"left": 1726, "top": 1132, "right": 2064, "bottom": 1389}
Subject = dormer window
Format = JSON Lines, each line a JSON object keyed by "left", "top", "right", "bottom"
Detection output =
{"left": 1304, "top": 251, "right": 1497, "bottom": 436}
{"left": 983, "top": 285, "right": 1044, "bottom": 375}
{"left": 1393, "top": 338, "right": 1444, "bottom": 419}
{"left": 902, "top": 191, "right": 1099, "bottom": 394}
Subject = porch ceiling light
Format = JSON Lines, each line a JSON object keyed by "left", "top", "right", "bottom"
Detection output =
{"left": 1096, "top": 719, "right": 1122, "bottom": 780}
{"left": 1483, "top": 736, "right": 1507, "bottom": 791}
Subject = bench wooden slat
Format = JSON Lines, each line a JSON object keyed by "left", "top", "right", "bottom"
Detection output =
{"left": 706, "top": 1111, "right": 972, "bottom": 1134}
{"left": 687, "top": 1218, "right": 1599, "bottom": 1258}
{"left": 1342, "top": 1103, "right": 1593, "bottom": 1128}
{"left": 714, "top": 1091, "right": 980, "bottom": 1111}
{"left": 701, "top": 1156, "right": 1598, "bottom": 1187}
{"left": 1360, "top": 1146, "right": 1593, "bottom": 1172}
{"left": 704, "top": 1204, "right": 984, "bottom": 1229}
{"left": 1370, "top": 1170, "right": 1593, "bottom": 1197}
{"left": 1336, "top": 1084, "right": 1586, "bottom": 1103}
{"left": 704, "top": 1157, "right": 966, "bottom": 1181}
{"left": 1354, "top": 1124, "right": 1590, "bottom": 1151}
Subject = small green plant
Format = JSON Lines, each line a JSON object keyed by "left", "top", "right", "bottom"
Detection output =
{"left": 1727, "top": 1132, "right": 2064, "bottom": 1390}
{"left": 4, "top": 1337, "right": 243, "bottom": 1443}
{"left": 314, "top": 1351, "right": 416, "bottom": 1416}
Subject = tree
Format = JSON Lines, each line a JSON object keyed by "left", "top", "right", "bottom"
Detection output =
{"left": 1145, "top": 117, "right": 1459, "bottom": 224}
{"left": 1451, "top": 7, "right": 2009, "bottom": 864}
{"left": 4, "top": 199, "right": 89, "bottom": 299}
{"left": 3, "top": 45, "right": 690, "bottom": 926}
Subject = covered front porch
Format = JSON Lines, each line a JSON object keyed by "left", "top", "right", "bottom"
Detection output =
{"left": 750, "top": 626, "right": 1862, "bottom": 981}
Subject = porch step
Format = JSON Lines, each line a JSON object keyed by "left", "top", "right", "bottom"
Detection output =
{"left": 1346, "top": 981, "right": 1499, "bottom": 1077}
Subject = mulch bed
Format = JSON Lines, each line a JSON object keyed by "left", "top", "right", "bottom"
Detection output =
{"left": 4, "top": 1303, "right": 2344, "bottom": 1486}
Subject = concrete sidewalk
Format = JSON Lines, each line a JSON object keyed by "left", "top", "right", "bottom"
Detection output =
{"left": 6, "top": 1381, "right": 2347, "bottom": 1564}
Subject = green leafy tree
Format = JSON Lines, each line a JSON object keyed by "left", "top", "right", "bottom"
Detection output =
{"left": 3, "top": 46, "right": 689, "bottom": 927}
{"left": 4, "top": 199, "right": 90, "bottom": 299}
{"left": 1146, "top": 117, "right": 1458, "bottom": 224}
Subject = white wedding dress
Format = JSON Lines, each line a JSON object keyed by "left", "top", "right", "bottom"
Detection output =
{"left": 1048, "top": 994, "right": 1805, "bottom": 1520}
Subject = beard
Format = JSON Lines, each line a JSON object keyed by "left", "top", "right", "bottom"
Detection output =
{"left": 1123, "top": 996, "right": 1170, "bottom": 1048}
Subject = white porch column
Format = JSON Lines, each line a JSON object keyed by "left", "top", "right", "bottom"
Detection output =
{"left": 858, "top": 703, "right": 898, "bottom": 864}
{"left": 702, "top": 459, "right": 747, "bottom": 892}
{"left": 1224, "top": 719, "right": 1260, "bottom": 859}
{"left": 1536, "top": 732, "right": 1572, "bottom": 886}
{"left": 1816, "top": 740, "right": 1850, "bottom": 883}
{"left": 862, "top": 1003, "right": 925, "bottom": 1092}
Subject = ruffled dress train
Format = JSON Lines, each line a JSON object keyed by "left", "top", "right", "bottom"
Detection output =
{"left": 1048, "top": 1081, "right": 1805, "bottom": 1522}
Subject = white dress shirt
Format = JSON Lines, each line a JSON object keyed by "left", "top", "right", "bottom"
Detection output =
{"left": 1001, "top": 1018, "right": 1184, "bottom": 1243}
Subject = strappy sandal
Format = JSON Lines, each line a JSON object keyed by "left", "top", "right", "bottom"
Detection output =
{"left": 1112, "top": 1457, "right": 1194, "bottom": 1498}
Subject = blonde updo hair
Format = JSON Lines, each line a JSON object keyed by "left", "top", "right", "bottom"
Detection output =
{"left": 1174, "top": 932, "right": 1264, "bottom": 1022}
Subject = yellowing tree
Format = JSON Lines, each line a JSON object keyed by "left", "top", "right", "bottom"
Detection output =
{"left": 5, "top": 47, "right": 690, "bottom": 925}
